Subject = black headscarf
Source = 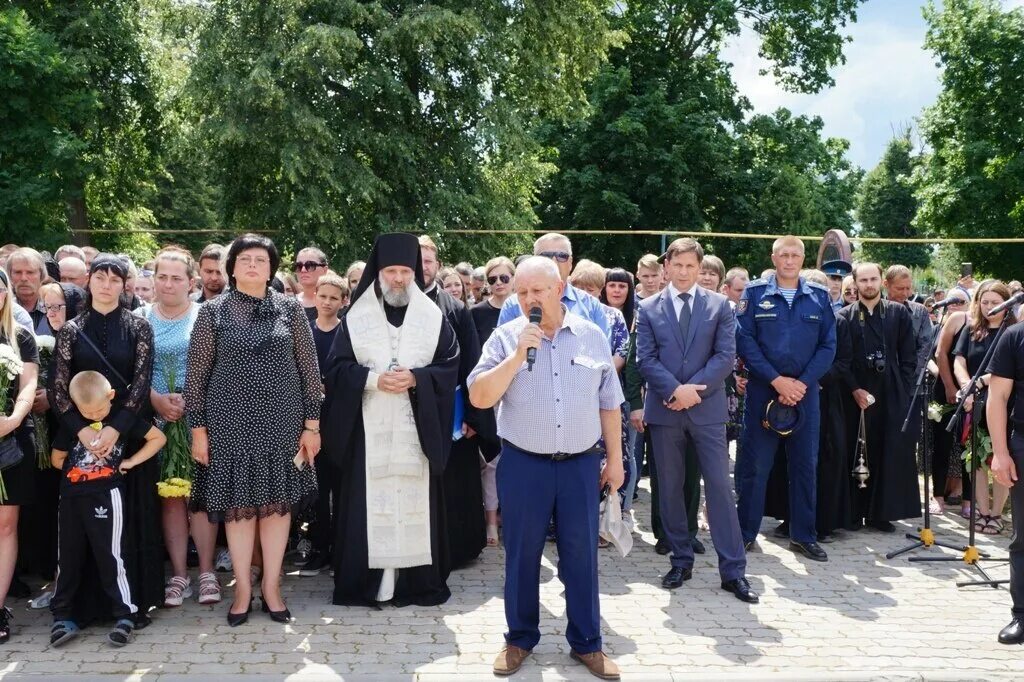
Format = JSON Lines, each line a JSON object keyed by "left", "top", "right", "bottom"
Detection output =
{"left": 349, "top": 232, "right": 425, "bottom": 307}
{"left": 59, "top": 283, "right": 86, "bottom": 319}
{"left": 90, "top": 253, "right": 129, "bottom": 280}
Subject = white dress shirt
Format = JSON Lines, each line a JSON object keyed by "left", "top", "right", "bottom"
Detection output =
{"left": 666, "top": 281, "right": 699, "bottom": 322}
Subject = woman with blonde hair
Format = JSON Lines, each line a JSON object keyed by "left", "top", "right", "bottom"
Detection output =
{"left": 0, "top": 266, "right": 41, "bottom": 643}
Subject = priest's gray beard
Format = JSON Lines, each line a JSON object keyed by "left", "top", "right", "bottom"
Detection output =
{"left": 379, "top": 275, "right": 411, "bottom": 307}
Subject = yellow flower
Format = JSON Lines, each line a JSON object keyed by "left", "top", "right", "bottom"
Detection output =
{"left": 89, "top": 422, "right": 103, "bottom": 431}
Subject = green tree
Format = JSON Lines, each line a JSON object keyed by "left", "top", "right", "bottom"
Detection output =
{"left": 188, "top": 0, "right": 617, "bottom": 266}
{"left": 915, "top": 0, "right": 1024, "bottom": 280}
{"left": 0, "top": 7, "right": 91, "bottom": 248}
{"left": 535, "top": 0, "right": 863, "bottom": 269}
{"left": 856, "top": 132, "right": 929, "bottom": 268}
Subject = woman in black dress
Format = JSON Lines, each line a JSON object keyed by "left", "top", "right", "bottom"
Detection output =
{"left": 470, "top": 256, "right": 515, "bottom": 545}
{"left": 953, "top": 280, "right": 1012, "bottom": 534}
{"left": 185, "top": 234, "right": 322, "bottom": 625}
{"left": 50, "top": 255, "right": 161, "bottom": 626}
{"left": 0, "top": 267, "right": 40, "bottom": 643}
{"left": 934, "top": 292, "right": 970, "bottom": 514}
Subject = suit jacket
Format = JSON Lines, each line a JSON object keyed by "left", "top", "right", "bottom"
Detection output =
{"left": 636, "top": 285, "right": 736, "bottom": 426}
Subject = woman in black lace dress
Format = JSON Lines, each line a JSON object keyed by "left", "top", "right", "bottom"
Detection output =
{"left": 50, "top": 255, "right": 160, "bottom": 626}
{"left": 185, "top": 234, "right": 322, "bottom": 625}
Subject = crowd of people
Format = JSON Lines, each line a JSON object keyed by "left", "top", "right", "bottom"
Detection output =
{"left": 0, "top": 230, "right": 1022, "bottom": 679}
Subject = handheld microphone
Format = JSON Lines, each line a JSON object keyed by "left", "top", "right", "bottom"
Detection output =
{"left": 527, "top": 306, "right": 542, "bottom": 371}
{"left": 987, "top": 291, "right": 1024, "bottom": 317}
{"left": 931, "top": 295, "right": 967, "bottom": 309}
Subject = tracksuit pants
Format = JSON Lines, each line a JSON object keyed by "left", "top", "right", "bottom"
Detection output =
{"left": 51, "top": 487, "right": 136, "bottom": 621}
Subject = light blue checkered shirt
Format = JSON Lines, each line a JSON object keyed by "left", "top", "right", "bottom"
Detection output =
{"left": 467, "top": 309, "right": 624, "bottom": 454}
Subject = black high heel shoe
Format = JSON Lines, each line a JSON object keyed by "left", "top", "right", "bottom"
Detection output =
{"left": 226, "top": 598, "right": 252, "bottom": 627}
{"left": 261, "top": 597, "right": 292, "bottom": 623}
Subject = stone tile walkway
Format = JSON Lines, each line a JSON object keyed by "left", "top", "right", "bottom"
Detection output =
{"left": 1, "top": 481, "right": 1019, "bottom": 680}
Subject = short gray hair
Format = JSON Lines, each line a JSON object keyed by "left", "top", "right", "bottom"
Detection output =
{"left": 533, "top": 232, "right": 572, "bottom": 255}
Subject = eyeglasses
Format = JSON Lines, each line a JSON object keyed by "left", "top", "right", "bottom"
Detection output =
{"left": 237, "top": 256, "right": 270, "bottom": 266}
{"left": 487, "top": 274, "right": 512, "bottom": 285}
{"left": 843, "top": 289, "right": 857, "bottom": 295}
{"left": 293, "top": 261, "right": 326, "bottom": 272}
{"left": 44, "top": 304, "right": 66, "bottom": 313}
{"left": 539, "top": 251, "right": 571, "bottom": 263}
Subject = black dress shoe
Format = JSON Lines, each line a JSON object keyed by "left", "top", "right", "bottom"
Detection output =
{"left": 691, "top": 538, "right": 706, "bottom": 554}
{"left": 789, "top": 540, "right": 828, "bottom": 562}
{"left": 655, "top": 538, "right": 670, "bottom": 555}
{"left": 998, "top": 618, "right": 1024, "bottom": 644}
{"left": 744, "top": 540, "right": 758, "bottom": 552}
{"left": 773, "top": 521, "right": 790, "bottom": 538}
{"left": 261, "top": 597, "right": 292, "bottom": 623}
{"left": 721, "top": 577, "right": 760, "bottom": 604}
{"left": 817, "top": 533, "right": 835, "bottom": 544}
{"left": 661, "top": 566, "right": 692, "bottom": 589}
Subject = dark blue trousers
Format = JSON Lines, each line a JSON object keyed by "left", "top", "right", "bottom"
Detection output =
{"left": 736, "top": 383, "right": 820, "bottom": 544}
{"left": 497, "top": 444, "right": 602, "bottom": 653}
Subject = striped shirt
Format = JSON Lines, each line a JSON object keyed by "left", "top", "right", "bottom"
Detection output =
{"left": 467, "top": 308, "right": 624, "bottom": 454}
{"left": 778, "top": 287, "right": 797, "bottom": 307}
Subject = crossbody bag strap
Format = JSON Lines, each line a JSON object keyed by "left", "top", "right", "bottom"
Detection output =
{"left": 69, "top": 320, "right": 132, "bottom": 392}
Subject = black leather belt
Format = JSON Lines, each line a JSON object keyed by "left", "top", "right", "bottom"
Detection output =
{"left": 502, "top": 440, "right": 605, "bottom": 461}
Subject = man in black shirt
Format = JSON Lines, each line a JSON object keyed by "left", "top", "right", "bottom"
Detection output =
{"left": 986, "top": 321, "right": 1024, "bottom": 644}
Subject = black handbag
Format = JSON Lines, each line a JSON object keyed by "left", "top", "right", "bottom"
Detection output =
{"left": 0, "top": 434, "right": 24, "bottom": 471}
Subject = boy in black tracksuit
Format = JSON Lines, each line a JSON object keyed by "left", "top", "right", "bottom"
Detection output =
{"left": 49, "top": 371, "right": 165, "bottom": 647}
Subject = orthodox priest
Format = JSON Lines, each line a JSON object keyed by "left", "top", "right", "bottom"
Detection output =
{"left": 838, "top": 262, "right": 921, "bottom": 531}
{"left": 322, "top": 232, "right": 460, "bottom": 606}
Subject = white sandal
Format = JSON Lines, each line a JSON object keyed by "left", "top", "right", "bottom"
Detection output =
{"left": 163, "top": 576, "right": 192, "bottom": 607}
{"left": 197, "top": 572, "right": 222, "bottom": 604}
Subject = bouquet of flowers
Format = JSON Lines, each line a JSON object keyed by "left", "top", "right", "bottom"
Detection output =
{"left": 0, "top": 342, "right": 26, "bottom": 503}
{"left": 156, "top": 354, "right": 192, "bottom": 499}
{"left": 32, "top": 336, "right": 55, "bottom": 469}
{"left": 928, "top": 401, "right": 952, "bottom": 423}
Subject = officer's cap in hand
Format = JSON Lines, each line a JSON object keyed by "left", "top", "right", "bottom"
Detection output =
{"left": 762, "top": 400, "right": 803, "bottom": 437}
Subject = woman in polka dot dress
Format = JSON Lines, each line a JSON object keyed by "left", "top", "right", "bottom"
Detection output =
{"left": 185, "top": 234, "right": 322, "bottom": 626}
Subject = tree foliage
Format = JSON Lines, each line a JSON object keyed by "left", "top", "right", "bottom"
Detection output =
{"left": 856, "top": 132, "right": 929, "bottom": 268}
{"left": 536, "top": 0, "right": 863, "bottom": 270}
{"left": 915, "top": 0, "right": 1024, "bottom": 280}
{"left": 186, "top": 0, "right": 618, "bottom": 266}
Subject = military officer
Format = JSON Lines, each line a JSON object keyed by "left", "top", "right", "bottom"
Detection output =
{"left": 735, "top": 236, "right": 837, "bottom": 561}
{"left": 822, "top": 259, "right": 852, "bottom": 313}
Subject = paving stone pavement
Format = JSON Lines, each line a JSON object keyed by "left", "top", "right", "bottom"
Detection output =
{"left": 1, "top": 480, "right": 1019, "bottom": 681}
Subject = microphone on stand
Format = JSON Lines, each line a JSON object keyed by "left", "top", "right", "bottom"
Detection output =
{"left": 527, "top": 306, "right": 542, "bottom": 371}
{"left": 987, "top": 291, "right": 1024, "bottom": 317}
{"left": 930, "top": 295, "right": 968, "bottom": 310}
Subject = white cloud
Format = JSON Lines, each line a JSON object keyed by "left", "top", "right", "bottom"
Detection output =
{"left": 721, "top": 13, "right": 941, "bottom": 169}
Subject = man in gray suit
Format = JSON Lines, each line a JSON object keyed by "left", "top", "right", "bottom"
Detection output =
{"left": 636, "top": 238, "right": 757, "bottom": 603}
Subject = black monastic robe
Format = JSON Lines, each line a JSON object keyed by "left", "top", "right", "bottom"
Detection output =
{"left": 838, "top": 299, "right": 921, "bottom": 522}
{"left": 425, "top": 285, "right": 486, "bottom": 568}
{"left": 323, "top": 302, "right": 460, "bottom": 606}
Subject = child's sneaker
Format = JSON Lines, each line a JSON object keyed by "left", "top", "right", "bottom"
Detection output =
{"left": 214, "top": 548, "right": 232, "bottom": 572}
{"left": 50, "top": 620, "right": 80, "bottom": 647}
{"left": 163, "top": 576, "right": 192, "bottom": 607}
{"left": 108, "top": 618, "right": 134, "bottom": 647}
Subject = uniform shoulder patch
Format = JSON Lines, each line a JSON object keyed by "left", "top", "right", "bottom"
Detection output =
{"left": 747, "top": 278, "right": 768, "bottom": 287}
{"left": 806, "top": 280, "right": 829, "bottom": 292}
{"left": 737, "top": 299, "right": 748, "bottom": 314}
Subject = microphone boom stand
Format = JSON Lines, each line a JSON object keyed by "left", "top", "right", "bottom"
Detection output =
{"left": 886, "top": 306, "right": 968, "bottom": 559}
{"left": 909, "top": 310, "right": 1012, "bottom": 588}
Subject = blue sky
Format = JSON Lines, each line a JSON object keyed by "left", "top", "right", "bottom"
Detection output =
{"left": 722, "top": 1, "right": 1024, "bottom": 170}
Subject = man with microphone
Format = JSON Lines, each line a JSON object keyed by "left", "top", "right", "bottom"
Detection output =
{"left": 468, "top": 256, "right": 625, "bottom": 680}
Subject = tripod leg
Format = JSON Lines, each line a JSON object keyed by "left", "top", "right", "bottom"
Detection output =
{"left": 886, "top": 541, "right": 925, "bottom": 560}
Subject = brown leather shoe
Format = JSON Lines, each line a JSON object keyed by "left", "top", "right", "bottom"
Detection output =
{"left": 570, "top": 650, "right": 620, "bottom": 680}
{"left": 493, "top": 645, "right": 531, "bottom": 676}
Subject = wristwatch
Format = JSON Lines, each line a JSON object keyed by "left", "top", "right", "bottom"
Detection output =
{"left": 303, "top": 426, "right": 321, "bottom": 434}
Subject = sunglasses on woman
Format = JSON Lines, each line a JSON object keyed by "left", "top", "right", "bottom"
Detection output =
{"left": 293, "top": 261, "right": 326, "bottom": 272}
{"left": 487, "top": 274, "right": 512, "bottom": 285}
